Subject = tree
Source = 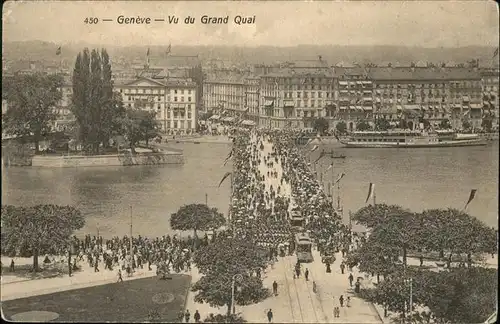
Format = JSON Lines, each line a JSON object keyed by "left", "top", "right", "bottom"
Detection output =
{"left": 356, "top": 120, "right": 372, "bottom": 131}
{"left": 481, "top": 118, "right": 493, "bottom": 132}
{"left": 420, "top": 209, "right": 497, "bottom": 266}
{"left": 335, "top": 121, "right": 347, "bottom": 134}
{"left": 312, "top": 117, "right": 329, "bottom": 135}
{"left": 375, "top": 118, "right": 390, "bottom": 131}
{"left": 119, "top": 108, "right": 161, "bottom": 153}
{"left": 461, "top": 118, "right": 471, "bottom": 130}
{"left": 72, "top": 48, "right": 120, "bottom": 154}
{"left": 170, "top": 204, "right": 226, "bottom": 237}
{"left": 1, "top": 204, "right": 85, "bottom": 271}
{"left": 439, "top": 119, "right": 452, "bottom": 130}
{"left": 2, "top": 73, "right": 63, "bottom": 153}
{"left": 352, "top": 204, "right": 407, "bottom": 229}
{"left": 192, "top": 236, "right": 270, "bottom": 315}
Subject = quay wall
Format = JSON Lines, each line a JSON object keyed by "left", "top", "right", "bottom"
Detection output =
{"left": 31, "top": 152, "right": 184, "bottom": 168}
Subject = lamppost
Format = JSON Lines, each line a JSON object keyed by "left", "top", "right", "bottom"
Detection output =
{"left": 231, "top": 274, "right": 243, "bottom": 315}
{"left": 404, "top": 277, "right": 413, "bottom": 324}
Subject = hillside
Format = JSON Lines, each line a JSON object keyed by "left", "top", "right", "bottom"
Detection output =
{"left": 2, "top": 41, "right": 498, "bottom": 68}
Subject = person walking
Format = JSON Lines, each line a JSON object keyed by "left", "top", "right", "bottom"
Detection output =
{"left": 348, "top": 273, "right": 354, "bottom": 287}
{"left": 339, "top": 295, "right": 344, "bottom": 307}
{"left": 184, "top": 309, "right": 190, "bottom": 323}
{"left": 117, "top": 269, "right": 123, "bottom": 282}
{"left": 346, "top": 296, "right": 351, "bottom": 307}
{"left": 305, "top": 268, "right": 309, "bottom": 281}
{"left": 267, "top": 309, "right": 273, "bottom": 323}
{"left": 10, "top": 259, "right": 15, "bottom": 272}
{"left": 340, "top": 262, "right": 345, "bottom": 274}
{"left": 94, "top": 259, "right": 100, "bottom": 272}
{"left": 272, "top": 280, "right": 278, "bottom": 296}
{"left": 193, "top": 310, "right": 200, "bottom": 323}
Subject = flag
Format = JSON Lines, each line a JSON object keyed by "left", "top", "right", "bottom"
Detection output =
{"left": 464, "top": 189, "right": 477, "bottom": 209}
{"left": 334, "top": 173, "right": 346, "bottom": 185}
{"left": 314, "top": 150, "right": 325, "bottom": 163}
{"left": 311, "top": 145, "right": 319, "bottom": 152}
{"left": 326, "top": 162, "right": 333, "bottom": 171}
{"left": 223, "top": 150, "right": 233, "bottom": 166}
{"left": 56, "top": 46, "right": 61, "bottom": 55}
{"left": 218, "top": 172, "right": 232, "bottom": 187}
{"left": 365, "top": 183, "right": 375, "bottom": 204}
{"left": 494, "top": 47, "right": 499, "bottom": 58}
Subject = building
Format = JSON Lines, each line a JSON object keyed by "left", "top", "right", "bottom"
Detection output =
{"left": 480, "top": 68, "right": 499, "bottom": 128}
{"left": 244, "top": 75, "right": 260, "bottom": 124}
{"left": 368, "top": 67, "right": 483, "bottom": 130}
{"left": 53, "top": 78, "right": 74, "bottom": 131}
{"left": 259, "top": 58, "right": 335, "bottom": 129}
{"left": 334, "top": 67, "right": 374, "bottom": 131}
{"left": 203, "top": 70, "right": 247, "bottom": 121}
{"left": 115, "top": 75, "right": 197, "bottom": 134}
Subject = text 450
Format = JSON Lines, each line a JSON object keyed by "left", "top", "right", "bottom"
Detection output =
{"left": 84, "top": 17, "right": 99, "bottom": 24}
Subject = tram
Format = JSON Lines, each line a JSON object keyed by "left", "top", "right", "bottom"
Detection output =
{"left": 290, "top": 207, "right": 305, "bottom": 229}
{"left": 295, "top": 233, "right": 314, "bottom": 263}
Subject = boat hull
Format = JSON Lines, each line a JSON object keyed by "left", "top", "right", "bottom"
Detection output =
{"left": 341, "top": 139, "right": 488, "bottom": 148}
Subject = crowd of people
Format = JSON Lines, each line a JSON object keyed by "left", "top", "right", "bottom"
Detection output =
{"left": 226, "top": 127, "right": 350, "bottom": 257}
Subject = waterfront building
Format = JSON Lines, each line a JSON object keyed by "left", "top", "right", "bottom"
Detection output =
{"left": 368, "top": 67, "right": 483, "bottom": 130}
{"left": 259, "top": 58, "right": 335, "bottom": 129}
{"left": 115, "top": 74, "right": 197, "bottom": 134}
{"left": 203, "top": 70, "right": 247, "bottom": 121}
{"left": 334, "top": 67, "right": 374, "bottom": 131}
{"left": 244, "top": 75, "right": 261, "bottom": 124}
{"left": 53, "top": 79, "right": 74, "bottom": 131}
{"left": 480, "top": 68, "right": 499, "bottom": 128}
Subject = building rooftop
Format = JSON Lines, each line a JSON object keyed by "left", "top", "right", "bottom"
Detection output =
{"left": 368, "top": 67, "right": 482, "bottom": 80}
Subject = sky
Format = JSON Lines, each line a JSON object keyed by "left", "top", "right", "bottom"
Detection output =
{"left": 2, "top": 0, "right": 499, "bottom": 47}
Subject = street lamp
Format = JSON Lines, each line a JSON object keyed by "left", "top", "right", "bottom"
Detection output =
{"left": 231, "top": 274, "right": 243, "bottom": 315}
{"left": 404, "top": 277, "right": 413, "bottom": 324}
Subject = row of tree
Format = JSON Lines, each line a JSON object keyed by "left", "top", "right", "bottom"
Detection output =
{"left": 169, "top": 204, "right": 269, "bottom": 321}
{"left": 2, "top": 48, "right": 161, "bottom": 155}
{"left": 346, "top": 204, "right": 498, "bottom": 323}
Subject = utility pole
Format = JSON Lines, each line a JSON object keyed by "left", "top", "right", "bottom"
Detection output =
{"left": 205, "top": 193, "right": 208, "bottom": 206}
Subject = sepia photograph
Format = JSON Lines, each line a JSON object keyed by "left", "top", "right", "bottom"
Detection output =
{"left": 1, "top": 0, "right": 498, "bottom": 323}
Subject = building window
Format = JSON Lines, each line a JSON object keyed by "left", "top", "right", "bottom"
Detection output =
{"left": 188, "top": 97, "right": 192, "bottom": 102}
{"left": 188, "top": 90, "right": 192, "bottom": 94}
{"left": 181, "top": 97, "right": 185, "bottom": 102}
{"left": 167, "top": 111, "right": 170, "bottom": 118}
{"left": 174, "top": 121, "right": 178, "bottom": 129}
{"left": 175, "top": 90, "right": 178, "bottom": 94}
{"left": 174, "top": 97, "right": 178, "bottom": 102}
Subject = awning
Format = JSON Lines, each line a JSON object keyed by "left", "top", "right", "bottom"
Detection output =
{"left": 209, "top": 115, "right": 220, "bottom": 120}
{"left": 241, "top": 120, "right": 256, "bottom": 126}
{"left": 349, "top": 106, "right": 355, "bottom": 110}
{"left": 363, "top": 97, "right": 373, "bottom": 101}
{"left": 284, "top": 100, "right": 295, "bottom": 108}
{"left": 452, "top": 104, "right": 461, "bottom": 109}
{"left": 404, "top": 105, "right": 420, "bottom": 110}
{"left": 222, "top": 117, "right": 235, "bottom": 122}
{"left": 462, "top": 96, "right": 470, "bottom": 101}
{"left": 264, "top": 100, "right": 274, "bottom": 107}
{"left": 470, "top": 103, "right": 482, "bottom": 109}
{"left": 356, "top": 106, "right": 363, "bottom": 111}
{"left": 362, "top": 81, "right": 372, "bottom": 84}
{"left": 339, "top": 106, "right": 347, "bottom": 110}
{"left": 363, "top": 106, "right": 373, "bottom": 111}
{"left": 363, "top": 90, "right": 372, "bottom": 93}
{"left": 338, "top": 81, "right": 348, "bottom": 86}
{"left": 356, "top": 81, "right": 363, "bottom": 85}
{"left": 340, "top": 90, "right": 348, "bottom": 93}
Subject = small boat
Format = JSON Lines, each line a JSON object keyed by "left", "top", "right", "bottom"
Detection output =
{"left": 193, "top": 141, "right": 200, "bottom": 144}
{"left": 332, "top": 155, "right": 346, "bottom": 159}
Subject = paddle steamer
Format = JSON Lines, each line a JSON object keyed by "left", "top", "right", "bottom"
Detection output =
{"left": 340, "top": 129, "right": 487, "bottom": 148}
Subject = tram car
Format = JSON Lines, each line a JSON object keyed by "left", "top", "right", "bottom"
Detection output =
{"left": 295, "top": 232, "right": 314, "bottom": 263}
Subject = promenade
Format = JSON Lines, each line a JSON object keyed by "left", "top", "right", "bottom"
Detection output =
{"left": 239, "top": 136, "right": 381, "bottom": 323}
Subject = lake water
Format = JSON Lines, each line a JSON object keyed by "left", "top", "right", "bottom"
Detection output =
{"left": 2, "top": 141, "right": 498, "bottom": 238}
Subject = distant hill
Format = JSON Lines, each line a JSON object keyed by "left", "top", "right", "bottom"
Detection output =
{"left": 2, "top": 41, "right": 498, "bottom": 69}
